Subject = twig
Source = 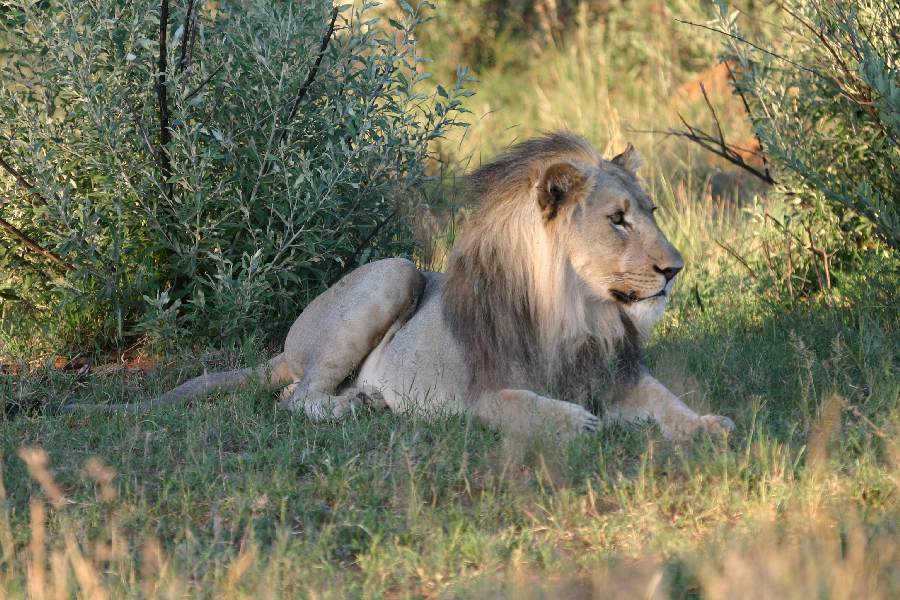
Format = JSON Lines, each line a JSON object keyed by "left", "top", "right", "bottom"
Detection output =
{"left": 0, "top": 154, "right": 50, "bottom": 206}
{"left": 764, "top": 212, "right": 804, "bottom": 245}
{"left": 156, "top": 0, "right": 172, "bottom": 197}
{"left": 679, "top": 15, "right": 894, "bottom": 144}
{"left": 0, "top": 212, "right": 72, "bottom": 271}
{"left": 669, "top": 114, "right": 776, "bottom": 185}
{"left": 631, "top": 75, "right": 777, "bottom": 188}
{"left": 765, "top": 212, "right": 835, "bottom": 292}
{"left": 805, "top": 225, "right": 832, "bottom": 290}
{"left": 674, "top": 18, "right": 826, "bottom": 79}
{"left": 132, "top": 109, "right": 157, "bottom": 158}
{"left": 715, "top": 239, "right": 757, "bottom": 280}
{"left": 723, "top": 61, "right": 774, "bottom": 183}
{"left": 254, "top": 7, "right": 339, "bottom": 185}
{"left": 700, "top": 82, "right": 726, "bottom": 148}
{"left": 776, "top": 1, "right": 854, "bottom": 82}
{"left": 184, "top": 63, "right": 224, "bottom": 102}
{"left": 761, "top": 237, "right": 781, "bottom": 293}
{"left": 187, "top": 13, "right": 198, "bottom": 69}
{"left": 275, "top": 6, "right": 339, "bottom": 149}
{"left": 778, "top": 1, "right": 889, "bottom": 142}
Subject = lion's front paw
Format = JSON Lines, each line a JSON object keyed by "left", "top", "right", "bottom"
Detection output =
{"left": 555, "top": 402, "right": 599, "bottom": 439}
{"left": 661, "top": 413, "right": 734, "bottom": 440}
{"left": 698, "top": 414, "right": 735, "bottom": 435}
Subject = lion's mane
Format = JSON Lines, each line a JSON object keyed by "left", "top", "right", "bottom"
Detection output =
{"left": 443, "top": 133, "right": 641, "bottom": 404}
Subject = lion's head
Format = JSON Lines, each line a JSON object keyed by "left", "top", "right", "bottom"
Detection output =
{"left": 537, "top": 142, "right": 684, "bottom": 338}
{"left": 444, "top": 133, "right": 683, "bottom": 395}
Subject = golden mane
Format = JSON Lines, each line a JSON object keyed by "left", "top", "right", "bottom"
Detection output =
{"left": 442, "top": 133, "right": 641, "bottom": 401}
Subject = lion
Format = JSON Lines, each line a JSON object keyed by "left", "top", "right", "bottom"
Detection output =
{"left": 69, "top": 133, "right": 734, "bottom": 439}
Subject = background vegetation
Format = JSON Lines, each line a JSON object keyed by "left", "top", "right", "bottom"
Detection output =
{"left": 0, "top": 0, "right": 466, "bottom": 351}
{"left": 1, "top": 0, "right": 897, "bottom": 597}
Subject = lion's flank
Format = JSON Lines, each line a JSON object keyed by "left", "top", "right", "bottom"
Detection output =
{"left": 442, "top": 132, "right": 640, "bottom": 401}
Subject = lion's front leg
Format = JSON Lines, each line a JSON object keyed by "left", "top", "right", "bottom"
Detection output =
{"left": 608, "top": 374, "right": 734, "bottom": 439}
{"left": 472, "top": 389, "right": 599, "bottom": 439}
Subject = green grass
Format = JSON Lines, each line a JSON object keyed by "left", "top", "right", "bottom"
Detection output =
{"left": 2, "top": 248, "right": 897, "bottom": 597}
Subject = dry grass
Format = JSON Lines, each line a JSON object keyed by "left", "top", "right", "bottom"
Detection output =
{"left": 2, "top": 417, "right": 896, "bottom": 598}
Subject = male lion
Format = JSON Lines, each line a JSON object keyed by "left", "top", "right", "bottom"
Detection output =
{"left": 73, "top": 133, "right": 734, "bottom": 439}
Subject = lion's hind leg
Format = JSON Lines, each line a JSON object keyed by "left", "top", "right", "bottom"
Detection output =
{"left": 277, "top": 258, "right": 424, "bottom": 421}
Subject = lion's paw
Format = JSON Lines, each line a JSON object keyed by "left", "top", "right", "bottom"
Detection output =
{"left": 280, "top": 389, "right": 357, "bottom": 421}
{"left": 698, "top": 414, "right": 735, "bottom": 435}
{"left": 661, "top": 413, "right": 734, "bottom": 440}
{"left": 304, "top": 395, "right": 356, "bottom": 421}
{"left": 556, "top": 402, "right": 599, "bottom": 438}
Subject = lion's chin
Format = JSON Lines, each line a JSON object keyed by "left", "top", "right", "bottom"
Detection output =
{"left": 608, "top": 288, "right": 666, "bottom": 305}
{"left": 621, "top": 295, "right": 667, "bottom": 340}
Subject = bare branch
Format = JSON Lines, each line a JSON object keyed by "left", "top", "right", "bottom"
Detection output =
{"left": 659, "top": 119, "right": 777, "bottom": 185}
{"left": 631, "top": 75, "right": 777, "bottom": 186}
{"left": 700, "top": 83, "right": 726, "bottom": 148}
{"left": 723, "top": 61, "right": 774, "bottom": 182}
{"left": 254, "top": 7, "right": 340, "bottom": 185}
{"left": 132, "top": 109, "right": 157, "bottom": 159}
{"left": 692, "top": 81, "right": 773, "bottom": 180}
{"left": 715, "top": 239, "right": 757, "bottom": 280}
{"left": 776, "top": 1, "right": 854, "bottom": 78}
{"left": 0, "top": 211, "right": 72, "bottom": 271}
{"left": 692, "top": 285, "right": 705, "bottom": 312}
{"left": 805, "top": 225, "right": 832, "bottom": 290}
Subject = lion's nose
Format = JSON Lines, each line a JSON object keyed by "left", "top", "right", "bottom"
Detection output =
{"left": 654, "top": 264, "right": 683, "bottom": 282}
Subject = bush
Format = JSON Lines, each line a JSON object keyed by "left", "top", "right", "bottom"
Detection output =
{"left": 716, "top": 0, "right": 899, "bottom": 252}
{"left": 0, "top": 0, "right": 468, "bottom": 351}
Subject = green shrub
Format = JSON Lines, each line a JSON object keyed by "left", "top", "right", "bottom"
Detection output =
{"left": 716, "top": 0, "right": 899, "bottom": 252}
{"left": 0, "top": 0, "right": 467, "bottom": 351}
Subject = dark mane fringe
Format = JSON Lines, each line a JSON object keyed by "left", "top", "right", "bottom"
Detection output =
{"left": 443, "top": 231, "right": 540, "bottom": 388}
{"left": 467, "top": 133, "right": 598, "bottom": 201}
{"left": 442, "top": 133, "right": 640, "bottom": 401}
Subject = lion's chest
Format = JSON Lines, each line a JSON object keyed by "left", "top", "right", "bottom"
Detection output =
{"left": 529, "top": 335, "right": 639, "bottom": 415}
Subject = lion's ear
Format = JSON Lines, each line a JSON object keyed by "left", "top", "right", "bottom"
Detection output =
{"left": 537, "top": 162, "right": 589, "bottom": 221}
{"left": 611, "top": 143, "right": 644, "bottom": 174}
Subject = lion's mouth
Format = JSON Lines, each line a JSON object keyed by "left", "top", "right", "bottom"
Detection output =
{"left": 610, "top": 289, "right": 666, "bottom": 304}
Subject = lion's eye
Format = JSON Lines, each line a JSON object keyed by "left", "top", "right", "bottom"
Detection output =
{"left": 609, "top": 210, "right": 626, "bottom": 227}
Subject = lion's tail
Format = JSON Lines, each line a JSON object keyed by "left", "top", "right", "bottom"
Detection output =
{"left": 62, "top": 353, "right": 294, "bottom": 414}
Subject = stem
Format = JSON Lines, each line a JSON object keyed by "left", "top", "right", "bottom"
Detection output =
{"left": 0, "top": 154, "right": 50, "bottom": 206}
{"left": 0, "top": 213, "right": 72, "bottom": 271}
{"left": 156, "top": 0, "right": 172, "bottom": 198}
